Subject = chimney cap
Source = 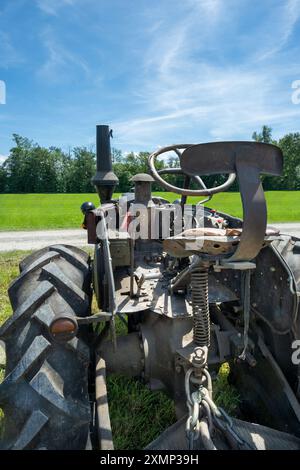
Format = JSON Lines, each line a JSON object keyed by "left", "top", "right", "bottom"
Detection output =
{"left": 130, "top": 173, "right": 154, "bottom": 183}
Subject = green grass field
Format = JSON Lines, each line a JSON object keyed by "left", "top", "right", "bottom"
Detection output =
{"left": 0, "top": 250, "right": 239, "bottom": 449}
{"left": 0, "top": 191, "right": 299, "bottom": 230}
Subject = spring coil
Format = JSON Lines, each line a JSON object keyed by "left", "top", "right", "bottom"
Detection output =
{"left": 191, "top": 267, "right": 210, "bottom": 347}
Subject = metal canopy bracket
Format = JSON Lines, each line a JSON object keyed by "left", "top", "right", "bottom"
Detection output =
{"left": 229, "top": 152, "right": 265, "bottom": 262}
{"left": 181, "top": 142, "right": 283, "bottom": 262}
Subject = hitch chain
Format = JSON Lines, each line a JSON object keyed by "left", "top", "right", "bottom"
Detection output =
{"left": 185, "top": 368, "right": 216, "bottom": 450}
{"left": 185, "top": 368, "right": 253, "bottom": 450}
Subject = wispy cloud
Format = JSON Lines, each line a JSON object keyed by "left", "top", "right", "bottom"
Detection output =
{"left": 38, "top": 27, "right": 90, "bottom": 82}
{"left": 112, "top": 0, "right": 300, "bottom": 149}
{"left": 254, "top": 0, "right": 300, "bottom": 61}
{"left": 0, "top": 31, "right": 23, "bottom": 68}
{"left": 1, "top": 0, "right": 300, "bottom": 155}
{"left": 36, "top": 0, "right": 76, "bottom": 16}
{"left": 0, "top": 154, "right": 8, "bottom": 164}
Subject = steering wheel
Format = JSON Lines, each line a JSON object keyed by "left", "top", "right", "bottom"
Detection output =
{"left": 148, "top": 144, "right": 236, "bottom": 196}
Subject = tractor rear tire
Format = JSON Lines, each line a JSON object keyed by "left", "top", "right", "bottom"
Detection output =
{"left": 0, "top": 245, "right": 92, "bottom": 450}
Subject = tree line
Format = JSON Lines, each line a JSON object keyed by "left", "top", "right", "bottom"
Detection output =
{"left": 0, "top": 126, "right": 299, "bottom": 193}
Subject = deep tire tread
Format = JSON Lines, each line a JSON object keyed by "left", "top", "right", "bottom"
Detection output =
{"left": 0, "top": 245, "right": 92, "bottom": 450}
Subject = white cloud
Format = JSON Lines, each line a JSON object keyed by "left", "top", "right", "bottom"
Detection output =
{"left": 36, "top": 0, "right": 76, "bottom": 16}
{"left": 112, "top": 0, "right": 300, "bottom": 149}
{"left": 38, "top": 28, "right": 90, "bottom": 81}
{"left": 0, "top": 155, "right": 8, "bottom": 164}
{"left": 254, "top": 0, "right": 300, "bottom": 61}
{"left": 0, "top": 32, "right": 23, "bottom": 68}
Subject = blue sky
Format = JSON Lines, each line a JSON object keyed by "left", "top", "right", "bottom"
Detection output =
{"left": 0, "top": 0, "right": 300, "bottom": 162}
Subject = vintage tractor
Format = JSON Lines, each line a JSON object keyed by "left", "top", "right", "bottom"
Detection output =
{"left": 0, "top": 125, "right": 300, "bottom": 450}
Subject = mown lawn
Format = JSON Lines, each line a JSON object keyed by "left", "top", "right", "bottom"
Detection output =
{"left": 0, "top": 250, "right": 239, "bottom": 449}
{"left": 0, "top": 191, "right": 299, "bottom": 230}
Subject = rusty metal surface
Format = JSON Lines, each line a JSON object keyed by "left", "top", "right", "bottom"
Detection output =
{"left": 164, "top": 233, "right": 239, "bottom": 257}
{"left": 181, "top": 141, "right": 283, "bottom": 176}
{"left": 5, "top": 122, "right": 300, "bottom": 451}
{"left": 158, "top": 167, "right": 210, "bottom": 196}
{"left": 163, "top": 228, "right": 278, "bottom": 258}
{"left": 99, "top": 333, "right": 144, "bottom": 377}
{"left": 181, "top": 142, "right": 283, "bottom": 262}
{"left": 130, "top": 173, "right": 154, "bottom": 206}
{"left": 114, "top": 262, "right": 193, "bottom": 317}
{"left": 92, "top": 125, "right": 118, "bottom": 203}
{"left": 93, "top": 132, "right": 296, "bottom": 449}
{"left": 251, "top": 244, "right": 297, "bottom": 333}
{"left": 230, "top": 340, "right": 300, "bottom": 438}
{"left": 175, "top": 324, "right": 232, "bottom": 366}
{"left": 227, "top": 158, "right": 266, "bottom": 261}
{"left": 149, "top": 144, "right": 236, "bottom": 196}
{"left": 114, "top": 265, "right": 239, "bottom": 317}
{"left": 85, "top": 211, "right": 97, "bottom": 244}
{"left": 93, "top": 135, "right": 298, "bottom": 451}
{"left": 181, "top": 142, "right": 282, "bottom": 261}
{"left": 109, "top": 236, "right": 131, "bottom": 267}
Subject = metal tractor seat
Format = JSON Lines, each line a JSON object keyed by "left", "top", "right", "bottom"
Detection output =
{"left": 164, "top": 226, "right": 280, "bottom": 258}
{"left": 164, "top": 142, "right": 283, "bottom": 263}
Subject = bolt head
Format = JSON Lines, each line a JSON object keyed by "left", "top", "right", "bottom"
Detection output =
{"left": 191, "top": 346, "right": 207, "bottom": 366}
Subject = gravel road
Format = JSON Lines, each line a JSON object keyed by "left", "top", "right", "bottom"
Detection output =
{"left": 0, "top": 223, "right": 299, "bottom": 252}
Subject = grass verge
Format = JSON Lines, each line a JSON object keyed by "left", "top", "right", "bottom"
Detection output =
{"left": 0, "top": 250, "right": 239, "bottom": 449}
{"left": 0, "top": 191, "right": 299, "bottom": 230}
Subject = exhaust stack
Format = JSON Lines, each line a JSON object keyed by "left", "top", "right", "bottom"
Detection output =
{"left": 92, "top": 125, "right": 119, "bottom": 203}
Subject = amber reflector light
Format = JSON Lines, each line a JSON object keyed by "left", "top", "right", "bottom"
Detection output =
{"left": 50, "top": 319, "right": 76, "bottom": 335}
